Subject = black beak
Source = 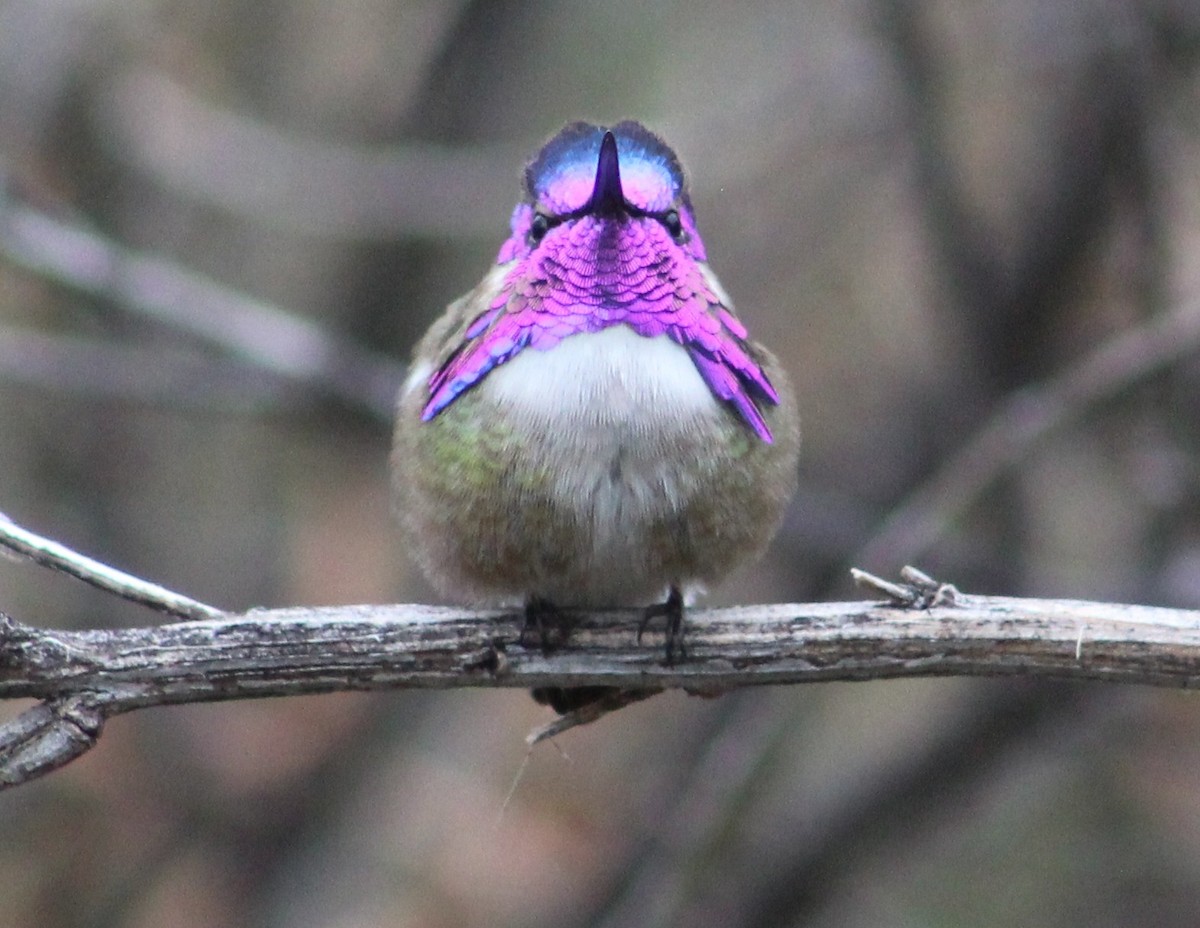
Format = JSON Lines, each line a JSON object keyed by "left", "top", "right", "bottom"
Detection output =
{"left": 588, "top": 131, "right": 625, "bottom": 215}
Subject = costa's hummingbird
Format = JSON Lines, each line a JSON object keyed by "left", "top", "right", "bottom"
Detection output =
{"left": 392, "top": 121, "right": 799, "bottom": 709}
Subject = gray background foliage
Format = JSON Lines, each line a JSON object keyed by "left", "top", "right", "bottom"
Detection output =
{"left": 2, "top": 1, "right": 1200, "bottom": 926}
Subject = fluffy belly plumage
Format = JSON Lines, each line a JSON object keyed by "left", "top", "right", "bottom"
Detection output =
{"left": 395, "top": 324, "right": 796, "bottom": 608}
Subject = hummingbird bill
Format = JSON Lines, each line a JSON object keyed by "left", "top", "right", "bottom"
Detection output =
{"left": 392, "top": 121, "right": 800, "bottom": 711}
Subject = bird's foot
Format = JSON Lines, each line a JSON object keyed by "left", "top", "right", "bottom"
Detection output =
{"left": 637, "top": 585, "right": 686, "bottom": 664}
{"left": 522, "top": 597, "right": 621, "bottom": 714}
{"left": 521, "top": 596, "right": 572, "bottom": 654}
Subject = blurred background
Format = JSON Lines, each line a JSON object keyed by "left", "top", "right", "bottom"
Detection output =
{"left": 2, "top": 0, "right": 1200, "bottom": 925}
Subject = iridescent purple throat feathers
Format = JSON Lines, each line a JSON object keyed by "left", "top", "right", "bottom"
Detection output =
{"left": 420, "top": 121, "right": 780, "bottom": 443}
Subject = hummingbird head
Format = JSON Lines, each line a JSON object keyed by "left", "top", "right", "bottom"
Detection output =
{"left": 423, "top": 121, "right": 782, "bottom": 443}
{"left": 496, "top": 120, "right": 708, "bottom": 267}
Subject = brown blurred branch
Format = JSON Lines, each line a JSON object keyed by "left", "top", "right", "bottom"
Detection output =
{"left": 0, "top": 324, "right": 318, "bottom": 413}
{"left": 856, "top": 294, "right": 1200, "bottom": 568}
{"left": 0, "top": 191, "right": 405, "bottom": 420}
{"left": 101, "top": 70, "right": 520, "bottom": 239}
{"left": 4, "top": 512, "right": 1200, "bottom": 790}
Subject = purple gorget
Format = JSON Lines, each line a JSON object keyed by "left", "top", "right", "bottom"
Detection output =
{"left": 421, "top": 121, "right": 781, "bottom": 443}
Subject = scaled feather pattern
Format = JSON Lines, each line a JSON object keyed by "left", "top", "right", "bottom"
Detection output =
{"left": 421, "top": 122, "right": 780, "bottom": 443}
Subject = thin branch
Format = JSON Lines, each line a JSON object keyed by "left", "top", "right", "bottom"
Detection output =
{"left": 0, "top": 512, "right": 222, "bottom": 621}
{"left": 0, "top": 324, "right": 317, "bottom": 413}
{"left": 856, "top": 295, "right": 1200, "bottom": 567}
{"left": 102, "top": 69, "right": 519, "bottom": 239}
{"left": 0, "top": 523, "right": 1197, "bottom": 791}
{"left": 0, "top": 191, "right": 405, "bottom": 421}
{"left": 4, "top": 576, "right": 1200, "bottom": 788}
{"left": 739, "top": 679, "right": 1109, "bottom": 928}
{"left": 589, "top": 691, "right": 795, "bottom": 928}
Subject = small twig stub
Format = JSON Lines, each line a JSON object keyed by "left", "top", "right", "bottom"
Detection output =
{"left": 850, "top": 565, "right": 959, "bottom": 608}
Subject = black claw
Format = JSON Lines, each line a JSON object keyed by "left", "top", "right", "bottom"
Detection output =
{"left": 524, "top": 597, "right": 617, "bottom": 714}
{"left": 522, "top": 596, "right": 569, "bottom": 654}
{"left": 527, "top": 589, "right": 685, "bottom": 715}
{"left": 638, "top": 585, "right": 686, "bottom": 664}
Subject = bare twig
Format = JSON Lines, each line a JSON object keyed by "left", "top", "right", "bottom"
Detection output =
{"left": 856, "top": 297, "right": 1200, "bottom": 567}
{"left": 590, "top": 691, "right": 794, "bottom": 928}
{"left": 527, "top": 689, "right": 661, "bottom": 744}
{"left": 0, "top": 193, "right": 405, "bottom": 421}
{"left": 0, "top": 324, "right": 316, "bottom": 412}
{"left": 0, "top": 512, "right": 222, "bottom": 620}
{"left": 102, "top": 69, "right": 519, "bottom": 239}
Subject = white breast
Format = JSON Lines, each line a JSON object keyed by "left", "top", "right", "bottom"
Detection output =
{"left": 484, "top": 325, "right": 724, "bottom": 603}
{"left": 484, "top": 324, "right": 719, "bottom": 425}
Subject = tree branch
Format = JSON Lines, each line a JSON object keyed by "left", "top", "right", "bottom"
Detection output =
{"left": 0, "top": 511, "right": 221, "bottom": 620}
{"left": 2, "top": 515, "right": 1199, "bottom": 790}
{"left": 0, "top": 187, "right": 405, "bottom": 421}
{"left": 4, "top": 573, "right": 1200, "bottom": 789}
{"left": 855, "top": 293, "right": 1200, "bottom": 568}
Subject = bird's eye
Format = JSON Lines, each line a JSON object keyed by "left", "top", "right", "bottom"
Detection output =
{"left": 663, "top": 209, "right": 684, "bottom": 240}
{"left": 528, "top": 213, "right": 550, "bottom": 244}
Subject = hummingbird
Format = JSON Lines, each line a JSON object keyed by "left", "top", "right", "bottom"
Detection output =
{"left": 392, "top": 121, "right": 800, "bottom": 712}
